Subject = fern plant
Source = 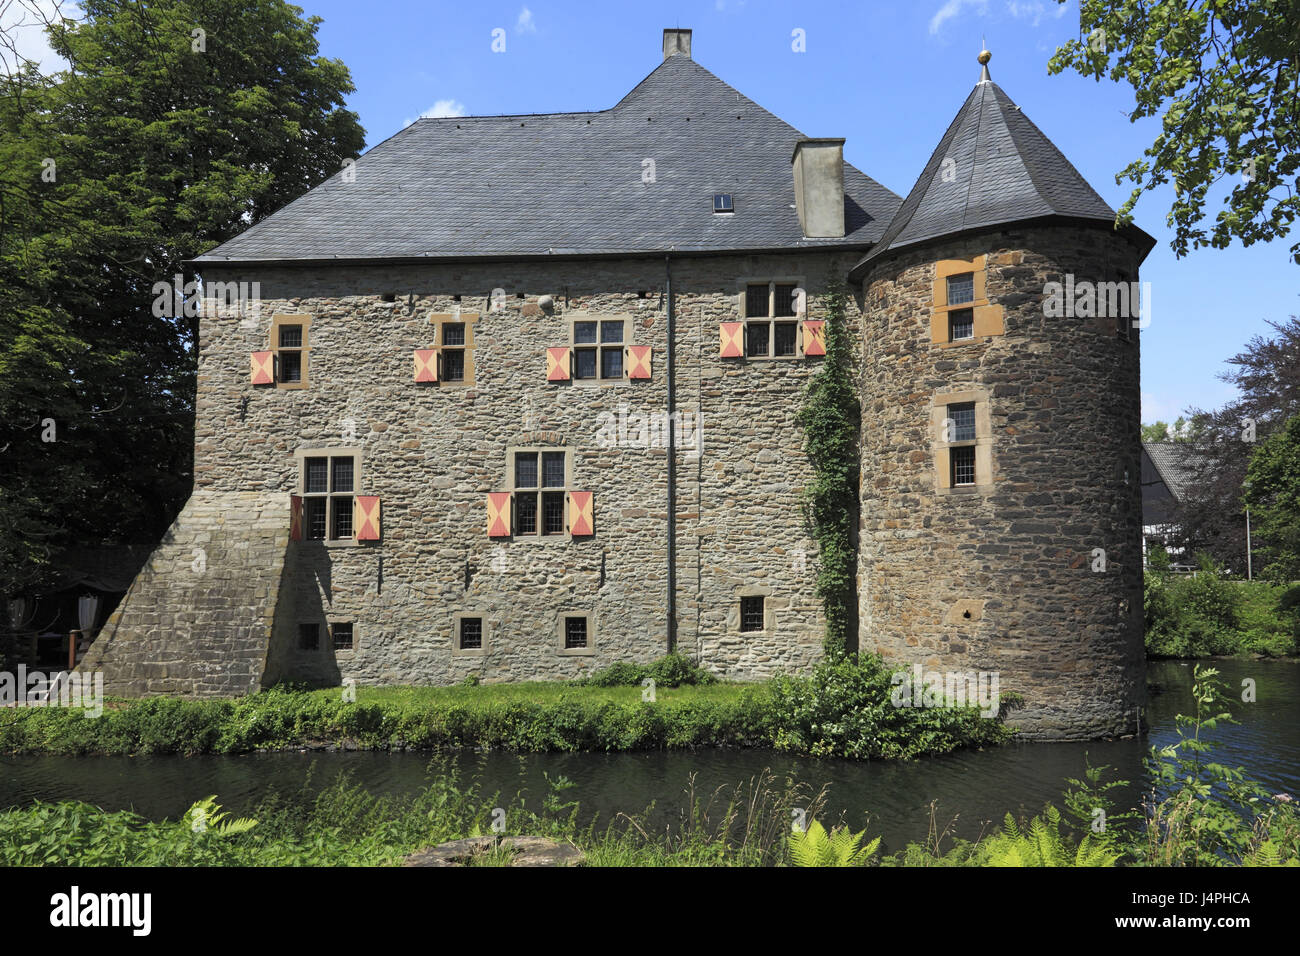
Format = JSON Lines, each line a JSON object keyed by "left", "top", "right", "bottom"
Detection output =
{"left": 183, "top": 796, "right": 258, "bottom": 837}
{"left": 982, "top": 806, "right": 1119, "bottom": 867}
{"left": 787, "top": 819, "right": 880, "bottom": 867}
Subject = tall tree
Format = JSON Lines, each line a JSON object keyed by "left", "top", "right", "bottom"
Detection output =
{"left": 0, "top": 0, "right": 365, "bottom": 597}
{"left": 1243, "top": 413, "right": 1300, "bottom": 581}
{"left": 1174, "top": 316, "right": 1300, "bottom": 570}
{"left": 1050, "top": 0, "right": 1300, "bottom": 262}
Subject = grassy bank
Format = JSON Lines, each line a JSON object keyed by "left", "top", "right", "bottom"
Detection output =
{"left": 1, "top": 664, "right": 1288, "bottom": 867}
{"left": 0, "top": 654, "right": 1016, "bottom": 760}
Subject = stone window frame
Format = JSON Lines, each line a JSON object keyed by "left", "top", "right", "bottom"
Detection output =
{"left": 931, "top": 388, "right": 994, "bottom": 494}
{"left": 505, "top": 445, "right": 574, "bottom": 542}
{"left": 556, "top": 610, "right": 596, "bottom": 656}
{"left": 451, "top": 611, "right": 489, "bottom": 657}
{"left": 329, "top": 620, "right": 356, "bottom": 654}
{"left": 566, "top": 313, "right": 634, "bottom": 385}
{"left": 270, "top": 313, "right": 311, "bottom": 389}
{"left": 736, "top": 276, "right": 807, "bottom": 360}
{"left": 731, "top": 584, "right": 784, "bottom": 634}
{"left": 429, "top": 311, "right": 480, "bottom": 386}
{"left": 294, "top": 445, "right": 364, "bottom": 547}
{"left": 930, "top": 257, "right": 1003, "bottom": 346}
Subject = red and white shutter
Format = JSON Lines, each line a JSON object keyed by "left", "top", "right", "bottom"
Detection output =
{"left": 802, "top": 320, "right": 826, "bottom": 356}
{"left": 414, "top": 349, "right": 439, "bottom": 382}
{"left": 627, "top": 345, "right": 652, "bottom": 380}
{"left": 719, "top": 323, "right": 743, "bottom": 358}
{"left": 251, "top": 351, "right": 274, "bottom": 384}
{"left": 568, "top": 491, "right": 594, "bottom": 536}
{"left": 487, "top": 492, "right": 512, "bottom": 537}
{"left": 546, "top": 347, "right": 571, "bottom": 382}
{"left": 355, "top": 496, "right": 381, "bottom": 541}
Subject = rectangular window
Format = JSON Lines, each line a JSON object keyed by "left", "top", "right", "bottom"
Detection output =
{"left": 564, "top": 616, "right": 588, "bottom": 649}
{"left": 774, "top": 322, "right": 798, "bottom": 356}
{"left": 298, "top": 623, "right": 319, "bottom": 651}
{"left": 773, "top": 284, "right": 797, "bottom": 317}
{"left": 458, "top": 618, "right": 482, "bottom": 650}
{"left": 948, "top": 402, "right": 976, "bottom": 442}
{"left": 542, "top": 452, "right": 565, "bottom": 488}
{"left": 542, "top": 492, "right": 565, "bottom": 535}
{"left": 949, "top": 309, "right": 974, "bottom": 341}
{"left": 510, "top": 449, "right": 571, "bottom": 537}
{"left": 739, "top": 596, "right": 765, "bottom": 632}
{"left": 331, "top": 622, "right": 353, "bottom": 650}
{"left": 516, "top": 493, "right": 538, "bottom": 535}
{"left": 571, "top": 319, "right": 627, "bottom": 380}
{"left": 946, "top": 273, "right": 975, "bottom": 306}
{"left": 300, "top": 451, "right": 360, "bottom": 541}
{"left": 271, "top": 315, "right": 310, "bottom": 387}
{"left": 744, "top": 280, "right": 804, "bottom": 357}
{"left": 951, "top": 446, "right": 976, "bottom": 486}
{"left": 429, "top": 313, "right": 477, "bottom": 385}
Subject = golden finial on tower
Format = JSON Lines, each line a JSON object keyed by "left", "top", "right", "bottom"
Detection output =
{"left": 978, "top": 47, "right": 992, "bottom": 82}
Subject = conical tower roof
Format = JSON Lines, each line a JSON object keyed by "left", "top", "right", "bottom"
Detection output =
{"left": 850, "top": 52, "right": 1150, "bottom": 278}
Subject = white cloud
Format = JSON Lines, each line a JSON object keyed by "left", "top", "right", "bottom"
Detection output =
{"left": 515, "top": 7, "right": 536, "bottom": 34}
{"left": 929, "top": 0, "right": 988, "bottom": 35}
{"left": 405, "top": 99, "right": 466, "bottom": 126}
{"left": 1005, "top": 1, "right": 1067, "bottom": 27}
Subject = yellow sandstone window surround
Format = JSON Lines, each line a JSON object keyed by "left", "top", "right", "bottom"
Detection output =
{"left": 269, "top": 313, "right": 311, "bottom": 388}
{"left": 930, "top": 388, "right": 994, "bottom": 492}
{"left": 428, "top": 311, "right": 480, "bottom": 386}
{"left": 930, "top": 256, "right": 1003, "bottom": 345}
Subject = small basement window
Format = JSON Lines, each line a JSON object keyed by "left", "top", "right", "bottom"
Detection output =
{"left": 458, "top": 617, "right": 483, "bottom": 650}
{"left": 564, "top": 616, "right": 588, "bottom": 649}
{"left": 739, "top": 596, "right": 765, "bottom": 632}
{"left": 331, "top": 622, "right": 353, "bottom": 650}
{"left": 713, "top": 194, "right": 733, "bottom": 214}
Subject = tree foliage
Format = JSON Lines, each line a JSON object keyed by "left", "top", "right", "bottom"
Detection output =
{"left": 0, "top": 0, "right": 364, "bottom": 596}
{"left": 1169, "top": 316, "right": 1300, "bottom": 569}
{"left": 1050, "top": 0, "right": 1300, "bottom": 262}
{"left": 1243, "top": 413, "right": 1300, "bottom": 581}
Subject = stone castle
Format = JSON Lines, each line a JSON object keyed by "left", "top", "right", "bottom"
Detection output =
{"left": 80, "top": 29, "right": 1152, "bottom": 739}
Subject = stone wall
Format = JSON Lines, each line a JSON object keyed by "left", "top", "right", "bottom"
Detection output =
{"left": 75, "top": 491, "right": 290, "bottom": 696}
{"left": 856, "top": 224, "right": 1147, "bottom": 739}
{"left": 181, "top": 251, "right": 861, "bottom": 688}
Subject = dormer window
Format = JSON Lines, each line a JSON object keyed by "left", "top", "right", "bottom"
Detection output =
{"left": 713, "top": 194, "right": 733, "bottom": 214}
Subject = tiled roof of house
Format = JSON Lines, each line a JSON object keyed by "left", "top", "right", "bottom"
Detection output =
{"left": 1143, "top": 442, "right": 1205, "bottom": 502}
{"left": 850, "top": 70, "right": 1151, "bottom": 277}
{"left": 194, "top": 54, "right": 902, "bottom": 265}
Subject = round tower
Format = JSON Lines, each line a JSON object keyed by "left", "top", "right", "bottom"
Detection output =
{"left": 851, "top": 52, "right": 1153, "bottom": 739}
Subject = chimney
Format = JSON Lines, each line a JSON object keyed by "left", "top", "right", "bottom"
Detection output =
{"left": 663, "top": 28, "right": 692, "bottom": 59}
{"left": 791, "top": 138, "right": 846, "bottom": 238}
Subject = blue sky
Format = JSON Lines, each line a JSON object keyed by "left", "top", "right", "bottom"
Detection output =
{"left": 17, "top": 0, "right": 1296, "bottom": 424}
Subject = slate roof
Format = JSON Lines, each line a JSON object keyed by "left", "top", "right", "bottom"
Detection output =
{"left": 194, "top": 54, "right": 902, "bottom": 265}
{"left": 1142, "top": 442, "right": 1205, "bottom": 503}
{"left": 850, "top": 75, "right": 1149, "bottom": 277}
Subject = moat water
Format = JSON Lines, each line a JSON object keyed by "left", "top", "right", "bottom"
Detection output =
{"left": 2, "top": 659, "right": 1296, "bottom": 851}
